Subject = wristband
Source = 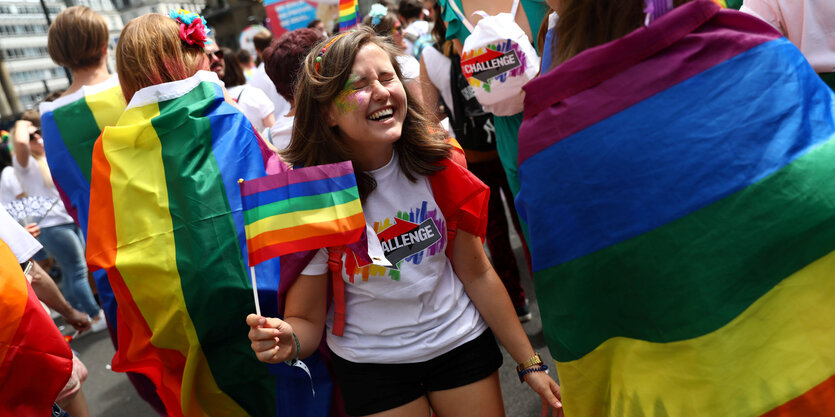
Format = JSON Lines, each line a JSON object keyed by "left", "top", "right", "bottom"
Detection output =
{"left": 290, "top": 332, "right": 301, "bottom": 361}
{"left": 518, "top": 363, "right": 549, "bottom": 383}
{"left": 516, "top": 353, "right": 543, "bottom": 373}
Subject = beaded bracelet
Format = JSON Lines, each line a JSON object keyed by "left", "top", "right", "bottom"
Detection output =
{"left": 518, "top": 364, "right": 549, "bottom": 383}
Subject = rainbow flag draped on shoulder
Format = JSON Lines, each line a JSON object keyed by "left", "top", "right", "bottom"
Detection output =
{"left": 39, "top": 75, "right": 126, "bottom": 324}
{"left": 85, "top": 71, "right": 331, "bottom": 416}
{"left": 517, "top": 1, "right": 835, "bottom": 416}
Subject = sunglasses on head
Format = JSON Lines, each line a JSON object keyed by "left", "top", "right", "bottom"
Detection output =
{"left": 207, "top": 50, "right": 224, "bottom": 60}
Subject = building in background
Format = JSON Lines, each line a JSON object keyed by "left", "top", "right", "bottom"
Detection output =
{"left": 111, "top": 0, "right": 206, "bottom": 28}
{"left": 201, "top": 0, "right": 266, "bottom": 49}
{"left": 0, "top": 0, "right": 124, "bottom": 123}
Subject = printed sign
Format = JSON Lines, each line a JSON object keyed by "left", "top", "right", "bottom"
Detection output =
{"left": 461, "top": 47, "right": 522, "bottom": 83}
{"left": 264, "top": 0, "right": 317, "bottom": 36}
{"left": 377, "top": 217, "right": 442, "bottom": 268}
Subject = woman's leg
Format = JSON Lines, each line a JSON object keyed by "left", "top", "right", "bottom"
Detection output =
{"left": 427, "top": 371, "right": 505, "bottom": 417}
{"left": 364, "top": 396, "right": 431, "bottom": 417}
{"left": 38, "top": 224, "right": 100, "bottom": 317}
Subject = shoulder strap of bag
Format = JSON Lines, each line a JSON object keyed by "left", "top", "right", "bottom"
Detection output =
{"left": 328, "top": 245, "right": 347, "bottom": 336}
{"left": 445, "top": 0, "right": 475, "bottom": 33}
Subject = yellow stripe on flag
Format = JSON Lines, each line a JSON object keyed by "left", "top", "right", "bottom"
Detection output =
{"left": 244, "top": 198, "right": 363, "bottom": 239}
{"left": 87, "top": 85, "right": 127, "bottom": 131}
{"left": 106, "top": 103, "right": 247, "bottom": 416}
{"left": 557, "top": 250, "right": 835, "bottom": 417}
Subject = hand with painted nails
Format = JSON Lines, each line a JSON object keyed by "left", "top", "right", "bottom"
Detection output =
{"left": 246, "top": 314, "right": 297, "bottom": 364}
{"left": 524, "top": 371, "right": 565, "bottom": 417}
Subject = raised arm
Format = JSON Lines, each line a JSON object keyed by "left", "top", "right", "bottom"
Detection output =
{"left": 419, "top": 54, "right": 445, "bottom": 124}
{"left": 452, "top": 229, "right": 563, "bottom": 416}
{"left": 12, "top": 120, "right": 32, "bottom": 168}
{"left": 247, "top": 272, "right": 328, "bottom": 363}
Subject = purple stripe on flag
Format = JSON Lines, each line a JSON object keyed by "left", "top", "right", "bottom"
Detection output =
{"left": 520, "top": 5, "right": 781, "bottom": 164}
{"left": 240, "top": 160, "right": 354, "bottom": 196}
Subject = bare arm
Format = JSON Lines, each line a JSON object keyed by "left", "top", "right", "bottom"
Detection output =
{"left": 12, "top": 120, "right": 32, "bottom": 168}
{"left": 452, "top": 230, "right": 563, "bottom": 415}
{"left": 28, "top": 261, "right": 91, "bottom": 332}
{"left": 419, "top": 55, "right": 445, "bottom": 124}
{"left": 261, "top": 113, "right": 276, "bottom": 131}
{"left": 247, "top": 273, "right": 328, "bottom": 363}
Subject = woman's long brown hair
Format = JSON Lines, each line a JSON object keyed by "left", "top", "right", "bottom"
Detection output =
{"left": 552, "top": 0, "right": 691, "bottom": 67}
{"left": 283, "top": 27, "right": 450, "bottom": 201}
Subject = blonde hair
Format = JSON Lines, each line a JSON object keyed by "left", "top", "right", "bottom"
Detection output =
{"left": 48, "top": 6, "right": 109, "bottom": 70}
{"left": 116, "top": 14, "right": 206, "bottom": 102}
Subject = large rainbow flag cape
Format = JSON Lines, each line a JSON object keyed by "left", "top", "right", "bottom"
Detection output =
{"left": 338, "top": 0, "right": 359, "bottom": 32}
{"left": 38, "top": 77, "right": 167, "bottom": 413}
{"left": 0, "top": 240, "right": 73, "bottom": 415}
{"left": 239, "top": 161, "right": 365, "bottom": 264}
{"left": 517, "top": 1, "right": 835, "bottom": 416}
{"left": 85, "top": 71, "right": 332, "bottom": 417}
{"left": 39, "top": 75, "right": 126, "bottom": 324}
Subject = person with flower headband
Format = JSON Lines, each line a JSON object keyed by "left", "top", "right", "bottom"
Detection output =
{"left": 247, "top": 27, "right": 563, "bottom": 417}
{"left": 116, "top": 11, "right": 211, "bottom": 102}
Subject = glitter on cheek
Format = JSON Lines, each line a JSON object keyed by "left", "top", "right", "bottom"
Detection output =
{"left": 335, "top": 88, "right": 369, "bottom": 114}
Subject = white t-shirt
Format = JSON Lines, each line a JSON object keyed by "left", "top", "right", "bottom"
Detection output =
{"left": 421, "top": 46, "right": 454, "bottom": 119}
{"left": 301, "top": 152, "right": 487, "bottom": 364}
{"left": 742, "top": 0, "right": 835, "bottom": 73}
{"left": 396, "top": 54, "right": 421, "bottom": 82}
{"left": 0, "top": 207, "right": 42, "bottom": 263}
{"left": 12, "top": 155, "right": 73, "bottom": 228}
{"left": 249, "top": 63, "right": 293, "bottom": 121}
{"left": 0, "top": 166, "right": 23, "bottom": 205}
{"left": 263, "top": 115, "right": 294, "bottom": 151}
{"left": 228, "top": 84, "right": 275, "bottom": 132}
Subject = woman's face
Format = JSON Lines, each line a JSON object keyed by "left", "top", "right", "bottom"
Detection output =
{"left": 393, "top": 20, "right": 406, "bottom": 51}
{"left": 327, "top": 43, "right": 407, "bottom": 164}
{"left": 27, "top": 125, "right": 44, "bottom": 156}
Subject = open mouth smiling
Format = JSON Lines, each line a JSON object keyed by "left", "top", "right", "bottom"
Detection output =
{"left": 368, "top": 106, "right": 394, "bottom": 122}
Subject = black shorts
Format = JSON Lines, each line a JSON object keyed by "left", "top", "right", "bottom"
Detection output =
{"left": 329, "top": 329, "right": 503, "bottom": 416}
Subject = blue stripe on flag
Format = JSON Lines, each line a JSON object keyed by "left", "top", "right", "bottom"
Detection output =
{"left": 517, "top": 38, "right": 835, "bottom": 271}
{"left": 240, "top": 173, "right": 358, "bottom": 211}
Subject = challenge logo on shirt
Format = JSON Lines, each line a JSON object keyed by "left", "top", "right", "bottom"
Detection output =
{"left": 378, "top": 217, "right": 442, "bottom": 267}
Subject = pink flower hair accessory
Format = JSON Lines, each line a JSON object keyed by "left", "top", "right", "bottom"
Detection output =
{"left": 169, "top": 9, "right": 210, "bottom": 49}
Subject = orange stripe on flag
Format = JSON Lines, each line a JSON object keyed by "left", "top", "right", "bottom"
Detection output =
{"left": 251, "top": 228, "right": 365, "bottom": 265}
{"left": 87, "top": 138, "right": 188, "bottom": 417}
{"left": 247, "top": 212, "right": 366, "bottom": 252}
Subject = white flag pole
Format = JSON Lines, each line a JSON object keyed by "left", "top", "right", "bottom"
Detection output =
{"left": 240, "top": 178, "right": 262, "bottom": 316}
{"left": 250, "top": 265, "right": 261, "bottom": 317}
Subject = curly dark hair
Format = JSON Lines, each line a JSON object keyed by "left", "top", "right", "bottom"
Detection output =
{"left": 263, "top": 28, "right": 326, "bottom": 103}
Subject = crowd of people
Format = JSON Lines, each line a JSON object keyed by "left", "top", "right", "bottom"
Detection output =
{"left": 1, "top": 0, "right": 833, "bottom": 416}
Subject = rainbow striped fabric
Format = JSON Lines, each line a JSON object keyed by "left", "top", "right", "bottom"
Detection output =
{"left": 85, "top": 71, "right": 303, "bottom": 416}
{"left": 338, "top": 0, "right": 359, "bottom": 32}
{"left": 39, "top": 75, "right": 126, "bottom": 336}
{"left": 239, "top": 160, "right": 365, "bottom": 265}
{"left": 0, "top": 240, "right": 72, "bottom": 416}
{"left": 517, "top": 2, "right": 835, "bottom": 416}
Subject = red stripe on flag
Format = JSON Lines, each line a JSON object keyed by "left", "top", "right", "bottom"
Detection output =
{"left": 761, "top": 374, "right": 835, "bottom": 416}
{"left": 87, "top": 139, "right": 186, "bottom": 417}
{"left": 250, "top": 228, "right": 365, "bottom": 265}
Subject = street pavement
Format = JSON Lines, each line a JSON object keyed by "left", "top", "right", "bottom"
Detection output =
{"left": 67, "top": 207, "right": 553, "bottom": 416}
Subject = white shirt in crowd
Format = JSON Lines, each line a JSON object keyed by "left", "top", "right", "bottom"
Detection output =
{"left": 742, "top": 0, "right": 835, "bottom": 73}
{"left": 249, "top": 62, "right": 293, "bottom": 121}
{"left": 302, "top": 151, "right": 487, "bottom": 364}
{"left": 403, "top": 20, "right": 431, "bottom": 57}
{"left": 227, "top": 84, "right": 275, "bottom": 132}
{"left": 12, "top": 155, "right": 73, "bottom": 228}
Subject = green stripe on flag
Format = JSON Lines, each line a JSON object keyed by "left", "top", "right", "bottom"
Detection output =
{"left": 539, "top": 136, "right": 835, "bottom": 362}
{"left": 243, "top": 186, "right": 360, "bottom": 225}
{"left": 155, "top": 82, "right": 275, "bottom": 416}
{"left": 52, "top": 98, "right": 100, "bottom": 182}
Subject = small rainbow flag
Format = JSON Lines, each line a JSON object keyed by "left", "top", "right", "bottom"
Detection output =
{"left": 239, "top": 160, "right": 365, "bottom": 265}
{"left": 517, "top": 1, "right": 835, "bottom": 416}
{"left": 338, "top": 0, "right": 359, "bottom": 32}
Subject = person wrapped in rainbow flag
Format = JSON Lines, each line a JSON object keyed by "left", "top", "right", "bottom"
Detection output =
{"left": 517, "top": 0, "right": 835, "bottom": 415}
